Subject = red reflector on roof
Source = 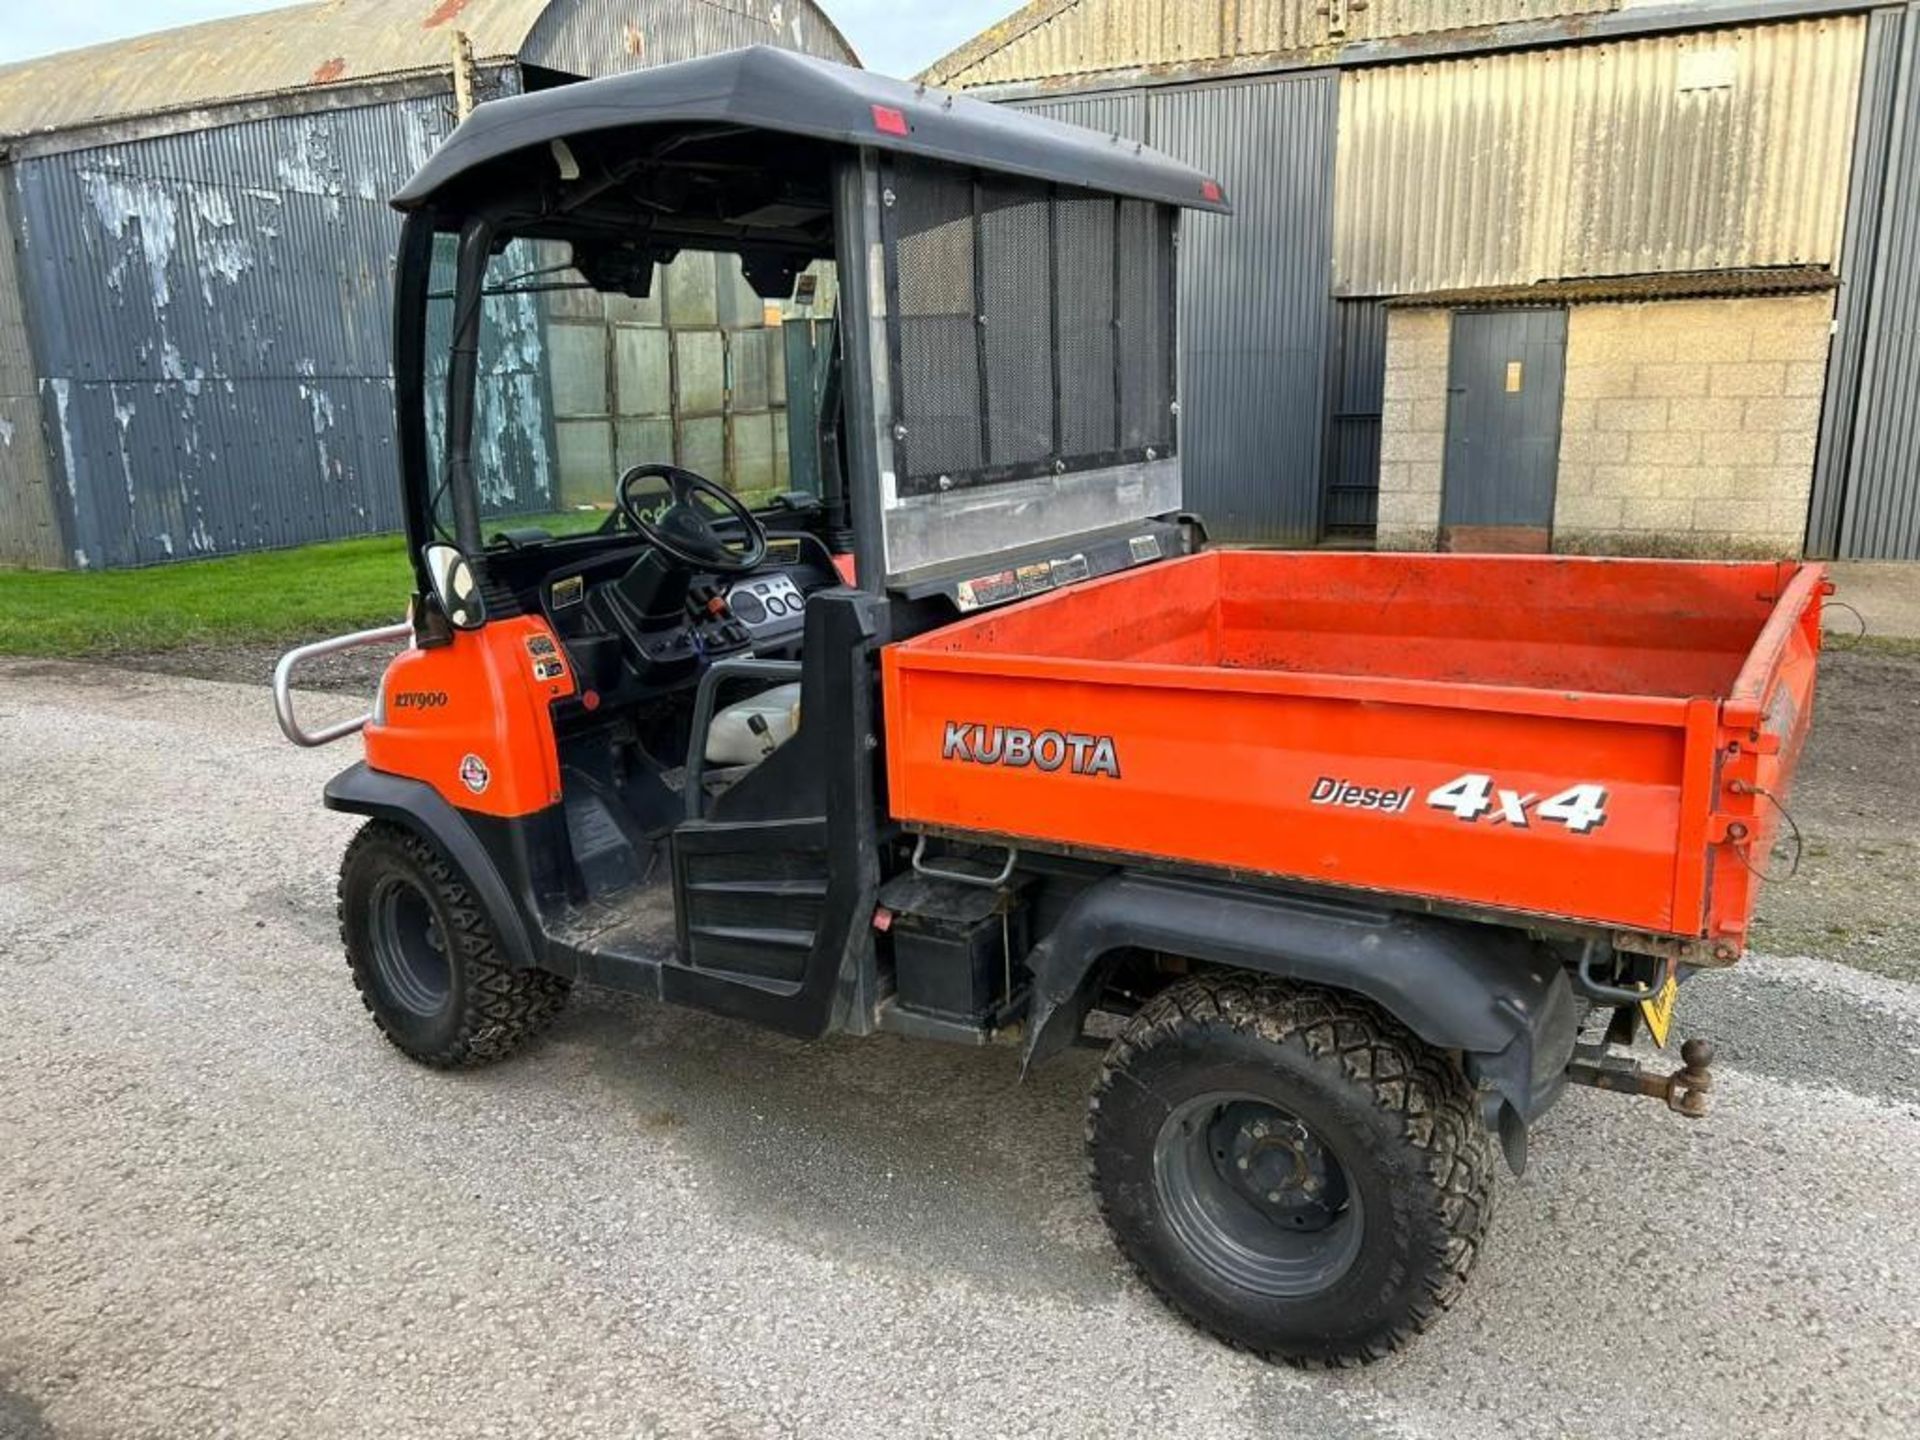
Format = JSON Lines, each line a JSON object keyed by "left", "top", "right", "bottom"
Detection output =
{"left": 1201, "top": 179, "right": 1223, "bottom": 203}
{"left": 872, "top": 104, "right": 910, "bottom": 137}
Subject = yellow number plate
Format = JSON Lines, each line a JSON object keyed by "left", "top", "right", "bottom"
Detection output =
{"left": 1640, "top": 972, "right": 1679, "bottom": 1049}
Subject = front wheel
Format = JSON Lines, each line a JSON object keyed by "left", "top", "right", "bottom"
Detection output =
{"left": 1087, "top": 975, "right": 1496, "bottom": 1367}
{"left": 338, "top": 820, "right": 569, "bottom": 1067}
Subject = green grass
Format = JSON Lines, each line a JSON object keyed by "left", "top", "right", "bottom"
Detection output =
{"left": 510, "top": 506, "right": 615, "bottom": 538}
{"left": 1824, "top": 631, "right": 1920, "bottom": 660}
{"left": 0, "top": 508, "right": 632, "bottom": 659}
{"left": 0, "top": 535, "right": 413, "bottom": 658}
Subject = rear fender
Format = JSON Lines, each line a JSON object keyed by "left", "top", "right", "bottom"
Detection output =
{"left": 1022, "top": 873, "right": 1578, "bottom": 1171}
{"left": 324, "top": 761, "right": 542, "bottom": 974}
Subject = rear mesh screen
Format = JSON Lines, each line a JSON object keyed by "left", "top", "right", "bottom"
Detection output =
{"left": 883, "top": 159, "right": 1177, "bottom": 497}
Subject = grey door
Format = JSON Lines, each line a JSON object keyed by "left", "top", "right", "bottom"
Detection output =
{"left": 1441, "top": 308, "right": 1567, "bottom": 552}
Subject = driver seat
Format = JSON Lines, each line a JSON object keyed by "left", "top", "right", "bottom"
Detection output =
{"left": 704, "top": 683, "right": 802, "bottom": 765}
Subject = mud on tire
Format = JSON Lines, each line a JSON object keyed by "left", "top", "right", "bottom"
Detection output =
{"left": 1087, "top": 974, "right": 1497, "bottom": 1367}
{"left": 338, "top": 820, "right": 569, "bottom": 1067}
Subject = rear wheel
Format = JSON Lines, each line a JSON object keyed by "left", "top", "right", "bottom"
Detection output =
{"left": 338, "top": 820, "right": 569, "bottom": 1067}
{"left": 1087, "top": 974, "right": 1495, "bottom": 1367}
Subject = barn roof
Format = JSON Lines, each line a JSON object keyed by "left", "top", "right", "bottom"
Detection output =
{"left": 0, "top": 0, "right": 858, "bottom": 146}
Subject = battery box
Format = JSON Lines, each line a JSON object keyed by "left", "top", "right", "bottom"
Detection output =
{"left": 879, "top": 868, "right": 1028, "bottom": 1024}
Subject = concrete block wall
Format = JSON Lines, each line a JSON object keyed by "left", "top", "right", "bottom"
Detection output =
{"left": 1553, "top": 293, "right": 1833, "bottom": 557}
{"left": 546, "top": 249, "right": 793, "bottom": 511}
{"left": 1375, "top": 308, "right": 1450, "bottom": 550}
{"left": 1371, "top": 293, "right": 1832, "bottom": 556}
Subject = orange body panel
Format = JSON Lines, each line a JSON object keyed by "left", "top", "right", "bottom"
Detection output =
{"left": 882, "top": 552, "right": 1825, "bottom": 952}
{"left": 363, "top": 616, "right": 577, "bottom": 818}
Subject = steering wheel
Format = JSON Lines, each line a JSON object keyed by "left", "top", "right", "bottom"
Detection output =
{"left": 616, "top": 463, "right": 767, "bottom": 575}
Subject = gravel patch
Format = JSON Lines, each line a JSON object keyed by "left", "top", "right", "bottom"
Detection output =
{"left": 112, "top": 637, "right": 399, "bottom": 695}
{"left": 1, "top": 659, "right": 1917, "bottom": 1439}
{"left": 1747, "top": 647, "right": 1920, "bottom": 982}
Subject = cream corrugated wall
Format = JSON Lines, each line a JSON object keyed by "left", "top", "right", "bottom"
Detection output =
{"left": 928, "top": 0, "right": 1616, "bottom": 88}
{"left": 1334, "top": 16, "right": 1869, "bottom": 295}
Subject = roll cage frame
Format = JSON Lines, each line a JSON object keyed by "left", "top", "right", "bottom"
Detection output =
{"left": 385, "top": 46, "right": 1230, "bottom": 603}
{"left": 391, "top": 154, "right": 951, "bottom": 605}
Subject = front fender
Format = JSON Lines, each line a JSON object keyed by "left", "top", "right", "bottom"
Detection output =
{"left": 323, "top": 761, "right": 542, "bottom": 974}
{"left": 1022, "top": 873, "right": 1577, "bottom": 1168}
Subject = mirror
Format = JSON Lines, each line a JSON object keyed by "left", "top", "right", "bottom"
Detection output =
{"left": 424, "top": 544, "right": 486, "bottom": 630}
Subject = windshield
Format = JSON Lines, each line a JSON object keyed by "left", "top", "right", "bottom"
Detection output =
{"left": 426, "top": 238, "right": 837, "bottom": 547}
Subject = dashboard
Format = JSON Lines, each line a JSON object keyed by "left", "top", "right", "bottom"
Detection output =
{"left": 725, "top": 573, "right": 808, "bottom": 638}
{"left": 523, "top": 531, "right": 837, "bottom": 702}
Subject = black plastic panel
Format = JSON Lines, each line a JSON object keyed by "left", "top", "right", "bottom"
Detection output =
{"left": 892, "top": 165, "right": 983, "bottom": 480}
{"left": 979, "top": 179, "right": 1055, "bottom": 470}
{"left": 1116, "top": 199, "right": 1176, "bottom": 453}
{"left": 883, "top": 157, "right": 1180, "bottom": 498}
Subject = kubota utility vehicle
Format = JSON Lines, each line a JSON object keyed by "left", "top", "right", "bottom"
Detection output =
{"left": 275, "top": 48, "right": 1826, "bottom": 1367}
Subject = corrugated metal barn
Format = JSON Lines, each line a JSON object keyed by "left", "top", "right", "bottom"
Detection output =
{"left": 923, "top": 0, "right": 1920, "bottom": 560}
{"left": 0, "top": 0, "right": 855, "bottom": 569}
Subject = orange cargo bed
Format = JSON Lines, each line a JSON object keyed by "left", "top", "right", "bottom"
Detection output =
{"left": 881, "top": 551, "right": 1827, "bottom": 956}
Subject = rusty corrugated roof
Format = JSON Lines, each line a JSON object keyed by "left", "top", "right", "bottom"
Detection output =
{"left": 0, "top": 0, "right": 556, "bottom": 140}
{"left": 918, "top": 0, "right": 1619, "bottom": 90}
{"left": 0, "top": 0, "right": 858, "bottom": 144}
{"left": 1381, "top": 266, "right": 1840, "bottom": 308}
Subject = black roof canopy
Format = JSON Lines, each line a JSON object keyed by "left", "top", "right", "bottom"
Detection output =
{"left": 392, "top": 46, "right": 1230, "bottom": 217}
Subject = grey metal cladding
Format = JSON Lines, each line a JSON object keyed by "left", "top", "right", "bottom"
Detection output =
{"left": 1837, "top": 2, "right": 1920, "bottom": 559}
{"left": 8, "top": 96, "right": 472, "bottom": 567}
{"left": 1149, "top": 73, "right": 1339, "bottom": 545}
{"left": 1008, "top": 89, "right": 1148, "bottom": 143}
{"left": 0, "top": 1, "right": 867, "bottom": 570}
{"left": 1809, "top": 3, "right": 1906, "bottom": 556}
{"left": 1016, "top": 73, "right": 1337, "bottom": 545}
{"left": 521, "top": 0, "right": 857, "bottom": 75}
{"left": 52, "top": 373, "right": 403, "bottom": 569}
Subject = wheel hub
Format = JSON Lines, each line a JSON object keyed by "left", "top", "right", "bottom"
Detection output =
{"left": 369, "top": 878, "right": 453, "bottom": 1018}
{"left": 1213, "top": 1104, "right": 1344, "bottom": 1231}
{"left": 1154, "top": 1091, "right": 1364, "bottom": 1297}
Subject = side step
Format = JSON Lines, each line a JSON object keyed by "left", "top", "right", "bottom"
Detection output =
{"left": 675, "top": 820, "right": 831, "bottom": 985}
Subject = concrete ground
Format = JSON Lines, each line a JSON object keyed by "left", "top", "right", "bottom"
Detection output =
{"left": 1825, "top": 561, "right": 1920, "bottom": 642}
{"left": 2, "top": 661, "right": 1919, "bottom": 1440}
{"left": 1747, "top": 644, "right": 1920, "bottom": 981}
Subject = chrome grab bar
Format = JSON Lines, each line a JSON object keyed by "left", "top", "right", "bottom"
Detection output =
{"left": 271, "top": 621, "right": 412, "bottom": 748}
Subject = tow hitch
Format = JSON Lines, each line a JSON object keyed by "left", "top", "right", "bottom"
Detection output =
{"left": 1566, "top": 1037, "right": 1716, "bottom": 1118}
